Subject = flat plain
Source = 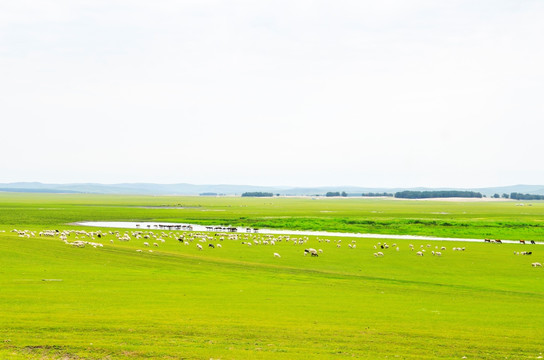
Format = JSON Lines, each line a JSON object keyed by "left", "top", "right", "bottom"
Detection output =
{"left": 1, "top": 193, "right": 543, "bottom": 359}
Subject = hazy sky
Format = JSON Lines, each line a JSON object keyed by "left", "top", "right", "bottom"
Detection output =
{"left": 1, "top": 1, "right": 543, "bottom": 188}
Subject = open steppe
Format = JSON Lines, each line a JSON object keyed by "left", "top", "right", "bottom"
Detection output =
{"left": 1, "top": 193, "right": 543, "bottom": 359}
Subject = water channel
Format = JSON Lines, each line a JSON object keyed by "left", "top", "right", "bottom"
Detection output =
{"left": 75, "top": 221, "right": 531, "bottom": 244}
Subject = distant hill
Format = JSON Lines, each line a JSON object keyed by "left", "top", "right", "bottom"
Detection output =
{"left": 0, "top": 182, "right": 543, "bottom": 197}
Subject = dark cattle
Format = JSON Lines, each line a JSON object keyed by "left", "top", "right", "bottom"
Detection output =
{"left": 304, "top": 248, "right": 318, "bottom": 257}
{"left": 531, "top": 240, "right": 536, "bottom": 244}
{"left": 484, "top": 239, "right": 491, "bottom": 243}
{"left": 495, "top": 239, "right": 502, "bottom": 243}
{"left": 520, "top": 240, "right": 526, "bottom": 244}
{"left": 208, "top": 243, "right": 215, "bottom": 248}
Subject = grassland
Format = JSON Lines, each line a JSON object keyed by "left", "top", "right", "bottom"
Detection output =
{"left": 1, "top": 193, "right": 543, "bottom": 359}
{"left": 2, "top": 193, "right": 544, "bottom": 240}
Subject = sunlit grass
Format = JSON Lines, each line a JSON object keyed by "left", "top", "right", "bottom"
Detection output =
{"left": 1, "top": 193, "right": 543, "bottom": 358}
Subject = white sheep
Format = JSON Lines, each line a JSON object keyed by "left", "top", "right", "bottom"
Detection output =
{"left": 273, "top": 253, "right": 281, "bottom": 258}
{"left": 532, "top": 262, "right": 542, "bottom": 267}
{"left": 196, "top": 244, "right": 203, "bottom": 250}
{"left": 416, "top": 251, "right": 424, "bottom": 256}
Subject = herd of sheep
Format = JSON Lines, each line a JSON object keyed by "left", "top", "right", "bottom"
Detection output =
{"left": 7, "top": 228, "right": 542, "bottom": 267}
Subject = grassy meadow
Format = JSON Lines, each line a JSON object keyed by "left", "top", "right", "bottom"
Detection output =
{"left": 1, "top": 193, "right": 544, "bottom": 359}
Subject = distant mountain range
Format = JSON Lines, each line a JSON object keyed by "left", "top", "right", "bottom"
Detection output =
{"left": 1, "top": 182, "right": 544, "bottom": 196}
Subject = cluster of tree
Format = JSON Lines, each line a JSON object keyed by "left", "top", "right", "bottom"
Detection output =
{"left": 325, "top": 191, "right": 348, "bottom": 197}
{"left": 241, "top": 192, "right": 274, "bottom": 197}
{"left": 491, "top": 193, "right": 510, "bottom": 199}
{"left": 510, "top": 192, "right": 544, "bottom": 200}
{"left": 394, "top": 190, "right": 483, "bottom": 199}
{"left": 199, "top": 192, "right": 218, "bottom": 196}
{"left": 361, "top": 192, "right": 394, "bottom": 197}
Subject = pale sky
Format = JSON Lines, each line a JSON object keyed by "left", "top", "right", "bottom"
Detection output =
{"left": 1, "top": 1, "right": 543, "bottom": 188}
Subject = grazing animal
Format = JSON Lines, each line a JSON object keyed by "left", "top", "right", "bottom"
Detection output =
{"left": 376, "top": 252, "right": 384, "bottom": 257}
{"left": 208, "top": 243, "right": 215, "bottom": 248}
{"left": 196, "top": 244, "right": 203, "bottom": 250}
{"left": 143, "top": 242, "right": 149, "bottom": 247}
{"left": 520, "top": 240, "right": 526, "bottom": 244}
{"left": 416, "top": 251, "right": 424, "bottom": 256}
{"left": 531, "top": 240, "right": 536, "bottom": 244}
{"left": 273, "top": 253, "right": 281, "bottom": 258}
{"left": 136, "top": 249, "right": 142, "bottom": 253}
{"left": 531, "top": 262, "right": 542, "bottom": 267}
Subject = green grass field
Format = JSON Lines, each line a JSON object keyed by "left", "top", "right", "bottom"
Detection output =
{"left": 1, "top": 194, "right": 543, "bottom": 359}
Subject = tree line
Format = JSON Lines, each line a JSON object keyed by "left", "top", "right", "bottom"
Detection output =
{"left": 394, "top": 190, "right": 483, "bottom": 199}
{"left": 326, "top": 192, "right": 347, "bottom": 197}
{"left": 510, "top": 192, "right": 544, "bottom": 200}
{"left": 241, "top": 192, "right": 274, "bottom": 197}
